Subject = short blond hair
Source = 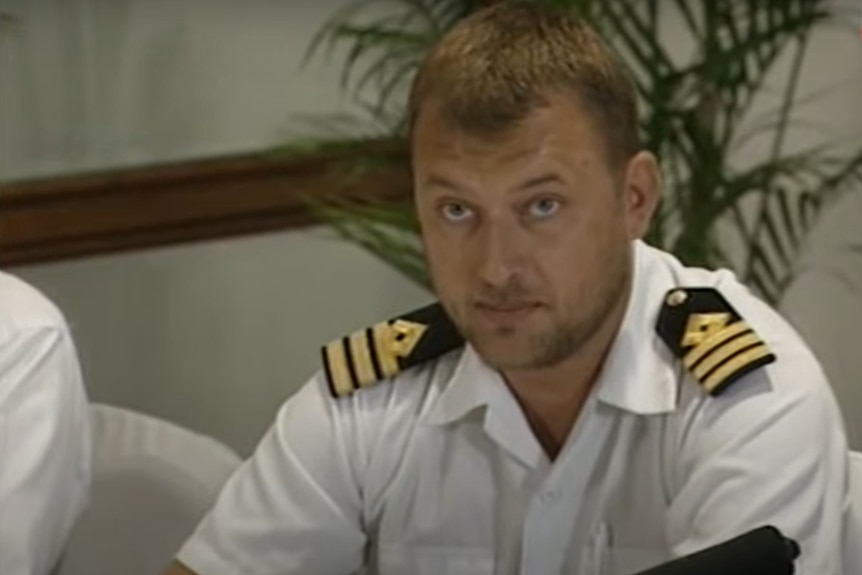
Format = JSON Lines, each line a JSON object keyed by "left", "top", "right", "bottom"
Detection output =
{"left": 408, "top": 1, "right": 639, "bottom": 168}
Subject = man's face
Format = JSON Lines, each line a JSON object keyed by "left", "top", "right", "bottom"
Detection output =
{"left": 412, "top": 93, "right": 659, "bottom": 372}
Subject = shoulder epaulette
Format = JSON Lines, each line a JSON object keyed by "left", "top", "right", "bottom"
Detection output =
{"left": 321, "top": 302, "right": 464, "bottom": 398}
{"left": 656, "top": 287, "right": 776, "bottom": 396}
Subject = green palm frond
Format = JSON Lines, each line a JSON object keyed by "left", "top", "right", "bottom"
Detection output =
{"left": 743, "top": 148, "right": 862, "bottom": 302}
{"left": 287, "top": 0, "right": 862, "bottom": 304}
{"left": 309, "top": 196, "right": 428, "bottom": 287}
{"left": 303, "top": 0, "right": 483, "bottom": 131}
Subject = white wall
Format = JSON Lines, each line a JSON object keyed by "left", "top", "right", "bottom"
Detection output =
{"left": 0, "top": 0, "right": 382, "bottom": 177}
{"left": 1, "top": 0, "right": 433, "bottom": 455}
{"left": 2, "top": 0, "right": 861, "bottom": 453}
{"left": 741, "top": 13, "right": 862, "bottom": 446}
{"left": 13, "top": 228, "right": 432, "bottom": 455}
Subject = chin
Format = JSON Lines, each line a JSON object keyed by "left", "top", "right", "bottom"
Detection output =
{"left": 468, "top": 333, "right": 537, "bottom": 371}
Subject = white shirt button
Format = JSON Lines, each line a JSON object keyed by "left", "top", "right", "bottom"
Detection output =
{"left": 539, "top": 489, "right": 559, "bottom": 504}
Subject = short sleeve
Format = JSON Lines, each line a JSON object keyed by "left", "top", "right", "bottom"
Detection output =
{"left": 0, "top": 325, "right": 91, "bottom": 575}
{"left": 176, "top": 373, "right": 368, "bottom": 575}
{"left": 666, "top": 345, "right": 848, "bottom": 574}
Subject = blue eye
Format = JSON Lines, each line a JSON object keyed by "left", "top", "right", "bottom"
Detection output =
{"left": 441, "top": 203, "right": 474, "bottom": 222}
{"left": 528, "top": 198, "right": 561, "bottom": 219}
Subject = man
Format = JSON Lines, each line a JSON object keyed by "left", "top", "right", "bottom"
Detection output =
{"left": 0, "top": 271, "right": 91, "bottom": 575}
{"left": 166, "top": 2, "right": 849, "bottom": 574}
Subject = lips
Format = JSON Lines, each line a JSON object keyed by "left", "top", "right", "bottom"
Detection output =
{"left": 477, "top": 303, "right": 537, "bottom": 312}
{"left": 474, "top": 302, "right": 540, "bottom": 323}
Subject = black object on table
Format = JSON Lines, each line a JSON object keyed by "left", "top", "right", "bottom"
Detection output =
{"left": 633, "top": 525, "right": 800, "bottom": 575}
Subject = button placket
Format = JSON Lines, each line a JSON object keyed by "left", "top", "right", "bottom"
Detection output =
{"left": 539, "top": 488, "right": 560, "bottom": 504}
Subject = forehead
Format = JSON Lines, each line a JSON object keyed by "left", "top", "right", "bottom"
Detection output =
{"left": 411, "top": 92, "right": 605, "bottom": 173}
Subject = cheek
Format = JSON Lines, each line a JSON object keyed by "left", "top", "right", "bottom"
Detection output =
{"left": 428, "top": 245, "right": 499, "bottom": 308}
{"left": 423, "top": 231, "right": 473, "bottom": 287}
{"left": 535, "top": 217, "right": 610, "bottom": 285}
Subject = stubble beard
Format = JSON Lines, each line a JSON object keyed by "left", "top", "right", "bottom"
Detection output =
{"left": 440, "top": 253, "right": 631, "bottom": 372}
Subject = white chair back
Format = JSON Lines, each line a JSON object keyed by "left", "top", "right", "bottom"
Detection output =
{"left": 55, "top": 404, "right": 242, "bottom": 575}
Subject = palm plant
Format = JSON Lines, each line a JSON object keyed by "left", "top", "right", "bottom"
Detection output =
{"left": 292, "top": 0, "right": 862, "bottom": 305}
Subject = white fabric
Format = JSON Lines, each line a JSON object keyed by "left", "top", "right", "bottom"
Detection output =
{"left": 843, "top": 451, "right": 862, "bottom": 574}
{"left": 178, "top": 240, "right": 849, "bottom": 575}
{"left": 0, "top": 271, "right": 91, "bottom": 575}
{"left": 55, "top": 404, "right": 242, "bottom": 575}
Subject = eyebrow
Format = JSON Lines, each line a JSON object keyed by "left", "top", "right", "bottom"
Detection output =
{"left": 420, "top": 172, "right": 565, "bottom": 195}
{"left": 516, "top": 173, "right": 565, "bottom": 191}
{"left": 422, "top": 175, "right": 465, "bottom": 193}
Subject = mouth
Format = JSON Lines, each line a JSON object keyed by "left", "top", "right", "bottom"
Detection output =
{"left": 473, "top": 302, "right": 541, "bottom": 323}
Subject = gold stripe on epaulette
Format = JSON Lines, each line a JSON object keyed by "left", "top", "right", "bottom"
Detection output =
{"left": 702, "top": 344, "right": 773, "bottom": 393}
{"left": 683, "top": 321, "right": 750, "bottom": 368}
{"left": 692, "top": 332, "right": 762, "bottom": 380}
{"left": 346, "top": 331, "right": 374, "bottom": 389}
{"left": 324, "top": 339, "right": 354, "bottom": 397}
{"left": 656, "top": 287, "right": 777, "bottom": 396}
{"left": 321, "top": 302, "right": 462, "bottom": 399}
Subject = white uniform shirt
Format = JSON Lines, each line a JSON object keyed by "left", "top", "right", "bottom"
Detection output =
{"left": 0, "top": 272, "right": 91, "bottom": 575}
{"left": 178, "top": 241, "right": 849, "bottom": 575}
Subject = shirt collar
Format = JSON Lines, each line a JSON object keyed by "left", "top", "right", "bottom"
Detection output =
{"left": 594, "top": 240, "right": 679, "bottom": 415}
{"left": 422, "top": 343, "right": 547, "bottom": 468}
{"left": 423, "top": 344, "right": 501, "bottom": 426}
{"left": 423, "top": 240, "right": 680, "bottom": 426}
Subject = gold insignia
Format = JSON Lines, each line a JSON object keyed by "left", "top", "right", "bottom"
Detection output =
{"left": 680, "top": 312, "right": 731, "bottom": 348}
{"left": 320, "top": 303, "right": 463, "bottom": 398}
{"left": 373, "top": 319, "right": 428, "bottom": 378}
{"left": 656, "top": 288, "right": 776, "bottom": 396}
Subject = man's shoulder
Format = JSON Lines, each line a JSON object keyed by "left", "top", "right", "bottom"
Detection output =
{"left": 650, "top": 245, "right": 803, "bottom": 345}
{"left": 318, "top": 302, "right": 464, "bottom": 400}
{"left": 696, "top": 265, "right": 820, "bottom": 370}
{"left": 648, "top": 247, "right": 825, "bottom": 399}
{"left": 0, "top": 272, "right": 67, "bottom": 344}
{"left": 717, "top": 278, "right": 829, "bottom": 396}
{"left": 278, "top": 343, "right": 461, "bottom": 467}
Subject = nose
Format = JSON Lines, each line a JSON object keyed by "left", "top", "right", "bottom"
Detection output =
{"left": 476, "top": 220, "right": 522, "bottom": 289}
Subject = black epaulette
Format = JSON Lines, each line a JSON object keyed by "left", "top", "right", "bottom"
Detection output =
{"left": 656, "top": 287, "right": 776, "bottom": 396}
{"left": 321, "top": 302, "right": 464, "bottom": 398}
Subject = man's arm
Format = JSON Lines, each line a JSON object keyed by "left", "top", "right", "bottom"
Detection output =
{"left": 170, "top": 374, "right": 370, "bottom": 575}
{"left": 667, "top": 344, "right": 848, "bottom": 574}
{"left": 0, "top": 325, "right": 91, "bottom": 575}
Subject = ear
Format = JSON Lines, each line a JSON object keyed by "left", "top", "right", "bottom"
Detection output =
{"left": 622, "top": 150, "right": 662, "bottom": 240}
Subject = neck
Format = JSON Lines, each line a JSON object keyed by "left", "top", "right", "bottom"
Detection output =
{"left": 504, "top": 278, "right": 632, "bottom": 460}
